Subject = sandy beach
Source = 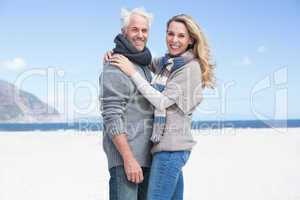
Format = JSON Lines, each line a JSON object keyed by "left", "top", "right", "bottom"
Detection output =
{"left": 0, "top": 128, "right": 299, "bottom": 200}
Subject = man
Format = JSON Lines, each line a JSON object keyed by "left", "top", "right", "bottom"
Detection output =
{"left": 99, "top": 8, "right": 154, "bottom": 200}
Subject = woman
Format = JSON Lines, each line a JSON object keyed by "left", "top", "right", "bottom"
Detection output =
{"left": 108, "top": 14, "right": 215, "bottom": 200}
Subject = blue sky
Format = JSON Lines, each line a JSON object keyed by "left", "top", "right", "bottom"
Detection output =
{"left": 0, "top": 0, "right": 299, "bottom": 120}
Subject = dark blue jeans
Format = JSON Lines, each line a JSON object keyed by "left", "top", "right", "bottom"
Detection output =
{"left": 147, "top": 151, "right": 191, "bottom": 200}
{"left": 109, "top": 166, "right": 150, "bottom": 200}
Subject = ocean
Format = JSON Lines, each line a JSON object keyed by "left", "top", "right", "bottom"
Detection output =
{"left": 0, "top": 119, "right": 299, "bottom": 131}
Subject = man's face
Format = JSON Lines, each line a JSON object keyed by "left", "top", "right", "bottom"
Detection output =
{"left": 122, "top": 14, "right": 149, "bottom": 51}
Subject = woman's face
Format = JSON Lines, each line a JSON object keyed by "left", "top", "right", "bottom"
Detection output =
{"left": 166, "top": 21, "right": 193, "bottom": 56}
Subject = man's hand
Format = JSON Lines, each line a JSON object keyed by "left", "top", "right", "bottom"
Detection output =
{"left": 124, "top": 156, "right": 144, "bottom": 184}
{"left": 111, "top": 134, "right": 143, "bottom": 184}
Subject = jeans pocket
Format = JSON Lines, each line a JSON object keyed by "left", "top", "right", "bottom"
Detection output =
{"left": 180, "top": 151, "right": 190, "bottom": 164}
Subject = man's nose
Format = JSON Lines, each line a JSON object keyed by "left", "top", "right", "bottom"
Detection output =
{"left": 137, "top": 30, "right": 143, "bottom": 38}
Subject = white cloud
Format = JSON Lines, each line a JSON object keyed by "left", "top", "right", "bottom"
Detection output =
{"left": 0, "top": 57, "right": 27, "bottom": 71}
{"left": 257, "top": 46, "right": 267, "bottom": 53}
{"left": 241, "top": 56, "right": 252, "bottom": 65}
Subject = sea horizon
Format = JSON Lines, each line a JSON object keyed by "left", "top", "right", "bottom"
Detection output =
{"left": 0, "top": 119, "right": 299, "bottom": 132}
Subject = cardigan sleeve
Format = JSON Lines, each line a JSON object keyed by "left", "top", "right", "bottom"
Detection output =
{"left": 131, "top": 72, "right": 176, "bottom": 111}
{"left": 131, "top": 60, "right": 203, "bottom": 114}
{"left": 99, "top": 63, "right": 134, "bottom": 139}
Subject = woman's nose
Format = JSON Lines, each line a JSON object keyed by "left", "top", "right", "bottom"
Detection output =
{"left": 172, "top": 36, "right": 179, "bottom": 42}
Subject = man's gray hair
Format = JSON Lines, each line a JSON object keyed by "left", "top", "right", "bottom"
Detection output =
{"left": 120, "top": 7, "right": 154, "bottom": 29}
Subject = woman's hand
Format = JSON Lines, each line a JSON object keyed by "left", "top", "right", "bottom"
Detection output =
{"left": 102, "top": 50, "right": 113, "bottom": 65}
{"left": 109, "top": 54, "right": 137, "bottom": 76}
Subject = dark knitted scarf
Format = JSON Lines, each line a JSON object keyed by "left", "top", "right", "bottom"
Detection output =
{"left": 113, "top": 34, "right": 152, "bottom": 66}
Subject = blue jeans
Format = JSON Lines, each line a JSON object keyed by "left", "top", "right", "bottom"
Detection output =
{"left": 147, "top": 151, "right": 191, "bottom": 200}
{"left": 109, "top": 166, "right": 150, "bottom": 200}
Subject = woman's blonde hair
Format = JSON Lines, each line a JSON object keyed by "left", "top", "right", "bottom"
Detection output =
{"left": 167, "top": 14, "right": 215, "bottom": 88}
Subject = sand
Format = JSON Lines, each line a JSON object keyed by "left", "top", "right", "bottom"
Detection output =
{"left": 0, "top": 128, "right": 299, "bottom": 200}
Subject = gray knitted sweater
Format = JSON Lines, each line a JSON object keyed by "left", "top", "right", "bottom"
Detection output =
{"left": 131, "top": 54, "right": 203, "bottom": 154}
{"left": 99, "top": 62, "right": 154, "bottom": 169}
